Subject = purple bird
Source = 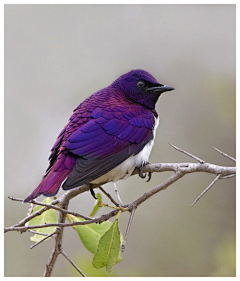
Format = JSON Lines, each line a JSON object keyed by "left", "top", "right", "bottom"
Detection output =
{"left": 24, "top": 69, "right": 174, "bottom": 202}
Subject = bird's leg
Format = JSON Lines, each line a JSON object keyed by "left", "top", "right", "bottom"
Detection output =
{"left": 138, "top": 167, "right": 146, "bottom": 179}
{"left": 114, "top": 183, "right": 123, "bottom": 206}
{"left": 138, "top": 162, "right": 152, "bottom": 182}
{"left": 89, "top": 184, "right": 97, "bottom": 199}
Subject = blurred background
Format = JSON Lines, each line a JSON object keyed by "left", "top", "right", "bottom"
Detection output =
{"left": 5, "top": 4, "right": 235, "bottom": 277}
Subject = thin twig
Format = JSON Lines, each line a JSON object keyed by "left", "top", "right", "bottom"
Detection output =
{"left": 27, "top": 202, "right": 35, "bottom": 217}
{"left": 30, "top": 230, "right": 57, "bottom": 249}
{"left": 61, "top": 249, "right": 86, "bottom": 277}
{"left": 121, "top": 208, "right": 136, "bottom": 253}
{"left": 28, "top": 229, "right": 49, "bottom": 236}
{"left": 8, "top": 196, "right": 92, "bottom": 221}
{"left": 8, "top": 196, "right": 24, "bottom": 202}
{"left": 15, "top": 206, "right": 49, "bottom": 229}
{"left": 213, "top": 146, "right": 236, "bottom": 162}
{"left": 30, "top": 199, "right": 93, "bottom": 221}
{"left": 4, "top": 209, "right": 120, "bottom": 233}
{"left": 98, "top": 186, "right": 119, "bottom": 207}
{"left": 114, "top": 183, "right": 123, "bottom": 206}
{"left": 168, "top": 143, "right": 205, "bottom": 164}
{"left": 220, "top": 174, "right": 236, "bottom": 179}
{"left": 8, "top": 196, "right": 59, "bottom": 228}
{"left": 128, "top": 171, "right": 185, "bottom": 210}
{"left": 191, "top": 174, "right": 221, "bottom": 207}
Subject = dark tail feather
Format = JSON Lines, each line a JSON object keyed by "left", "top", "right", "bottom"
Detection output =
{"left": 23, "top": 168, "right": 71, "bottom": 203}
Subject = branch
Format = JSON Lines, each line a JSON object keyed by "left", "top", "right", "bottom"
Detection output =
{"left": 5, "top": 164, "right": 235, "bottom": 234}
{"left": 121, "top": 208, "right": 136, "bottom": 253}
{"left": 30, "top": 230, "right": 58, "bottom": 249}
{"left": 4, "top": 145, "right": 235, "bottom": 276}
{"left": 61, "top": 249, "right": 86, "bottom": 277}
{"left": 44, "top": 196, "right": 69, "bottom": 276}
{"left": 98, "top": 186, "right": 119, "bottom": 207}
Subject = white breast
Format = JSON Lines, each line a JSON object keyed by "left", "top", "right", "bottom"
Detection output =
{"left": 91, "top": 117, "right": 159, "bottom": 184}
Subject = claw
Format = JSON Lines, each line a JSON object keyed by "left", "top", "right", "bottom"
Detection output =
{"left": 138, "top": 162, "right": 152, "bottom": 182}
{"left": 146, "top": 172, "right": 152, "bottom": 182}
{"left": 89, "top": 184, "right": 97, "bottom": 199}
{"left": 138, "top": 168, "right": 147, "bottom": 179}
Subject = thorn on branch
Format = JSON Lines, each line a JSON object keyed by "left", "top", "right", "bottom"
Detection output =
{"left": 191, "top": 174, "right": 221, "bottom": 207}
{"left": 220, "top": 174, "right": 236, "bottom": 179}
{"left": 168, "top": 143, "right": 205, "bottom": 164}
{"left": 213, "top": 146, "right": 236, "bottom": 162}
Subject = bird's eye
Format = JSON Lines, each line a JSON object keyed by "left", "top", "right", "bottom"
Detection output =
{"left": 137, "top": 81, "right": 145, "bottom": 88}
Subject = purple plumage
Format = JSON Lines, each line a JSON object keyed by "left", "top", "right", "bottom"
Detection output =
{"left": 24, "top": 69, "right": 174, "bottom": 202}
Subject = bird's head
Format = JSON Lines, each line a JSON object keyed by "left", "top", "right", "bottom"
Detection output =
{"left": 111, "top": 69, "right": 174, "bottom": 109}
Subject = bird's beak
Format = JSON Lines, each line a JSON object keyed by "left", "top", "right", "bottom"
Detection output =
{"left": 146, "top": 85, "right": 175, "bottom": 93}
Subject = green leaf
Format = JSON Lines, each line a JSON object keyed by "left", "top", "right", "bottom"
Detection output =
{"left": 67, "top": 214, "right": 112, "bottom": 254}
{"left": 92, "top": 218, "right": 121, "bottom": 272}
{"left": 89, "top": 193, "right": 102, "bottom": 217}
{"left": 28, "top": 197, "right": 58, "bottom": 242}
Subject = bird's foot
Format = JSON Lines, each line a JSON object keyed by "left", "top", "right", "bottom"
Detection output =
{"left": 89, "top": 184, "right": 97, "bottom": 199}
{"left": 138, "top": 168, "right": 147, "bottom": 179}
{"left": 138, "top": 162, "right": 152, "bottom": 182}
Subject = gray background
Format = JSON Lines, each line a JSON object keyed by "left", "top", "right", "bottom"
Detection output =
{"left": 5, "top": 4, "right": 235, "bottom": 277}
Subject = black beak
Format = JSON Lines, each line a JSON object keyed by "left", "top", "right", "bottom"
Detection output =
{"left": 146, "top": 85, "right": 175, "bottom": 93}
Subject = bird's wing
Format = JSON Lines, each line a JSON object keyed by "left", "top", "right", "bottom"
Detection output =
{"left": 44, "top": 125, "right": 68, "bottom": 176}
{"left": 62, "top": 106, "right": 155, "bottom": 189}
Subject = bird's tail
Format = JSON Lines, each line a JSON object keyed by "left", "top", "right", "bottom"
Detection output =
{"left": 23, "top": 166, "right": 72, "bottom": 203}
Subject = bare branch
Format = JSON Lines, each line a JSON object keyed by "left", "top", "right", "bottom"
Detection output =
{"left": 44, "top": 199, "right": 69, "bottom": 277}
{"left": 137, "top": 162, "right": 235, "bottom": 176}
{"left": 4, "top": 209, "right": 120, "bottom": 233}
{"left": 8, "top": 196, "right": 24, "bottom": 202}
{"left": 5, "top": 145, "right": 236, "bottom": 277}
{"left": 30, "top": 230, "right": 57, "bottom": 249}
{"left": 28, "top": 229, "right": 49, "bottom": 236}
{"left": 98, "top": 186, "right": 119, "bottom": 207}
{"left": 121, "top": 208, "right": 136, "bottom": 253}
{"left": 5, "top": 160, "right": 235, "bottom": 234}
{"left": 8, "top": 196, "right": 60, "bottom": 228}
{"left": 191, "top": 174, "right": 221, "bottom": 207}
{"left": 61, "top": 249, "right": 86, "bottom": 277}
{"left": 213, "top": 146, "right": 236, "bottom": 162}
{"left": 220, "top": 174, "right": 236, "bottom": 179}
{"left": 29, "top": 198, "right": 93, "bottom": 221}
{"left": 128, "top": 171, "right": 185, "bottom": 210}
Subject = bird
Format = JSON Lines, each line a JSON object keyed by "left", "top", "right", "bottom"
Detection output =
{"left": 24, "top": 69, "right": 174, "bottom": 203}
